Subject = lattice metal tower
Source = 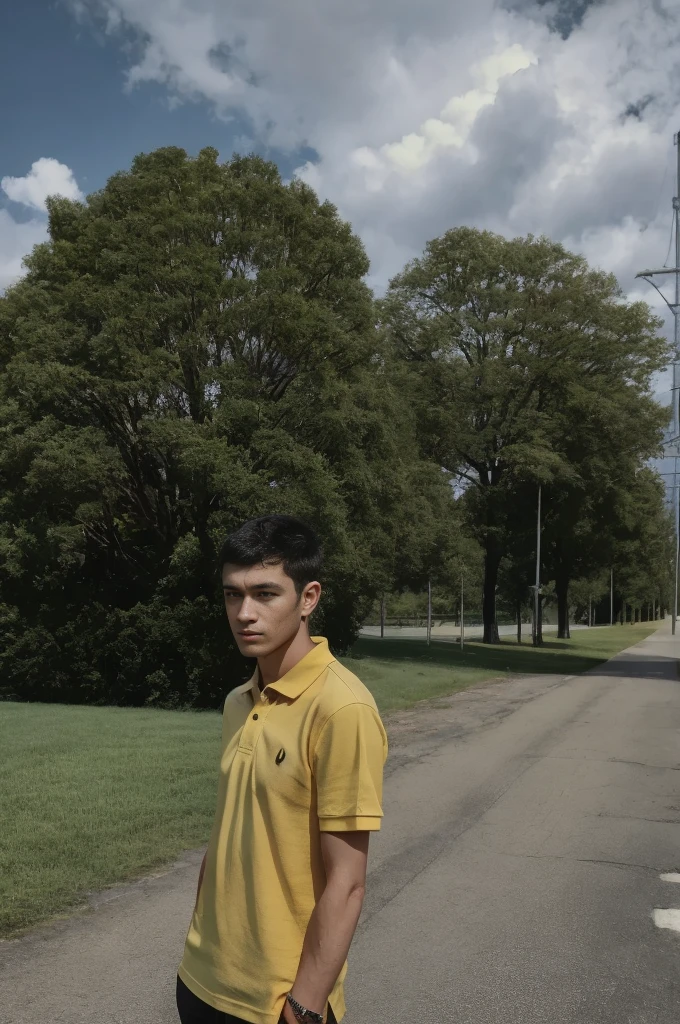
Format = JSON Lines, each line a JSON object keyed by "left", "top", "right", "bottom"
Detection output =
{"left": 636, "top": 129, "right": 680, "bottom": 634}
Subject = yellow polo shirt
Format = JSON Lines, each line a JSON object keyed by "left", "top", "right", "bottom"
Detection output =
{"left": 178, "top": 636, "right": 388, "bottom": 1024}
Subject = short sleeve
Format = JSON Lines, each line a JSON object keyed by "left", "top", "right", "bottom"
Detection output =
{"left": 312, "top": 702, "right": 388, "bottom": 832}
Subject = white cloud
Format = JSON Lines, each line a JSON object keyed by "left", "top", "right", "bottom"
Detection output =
{"left": 66, "top": 0, "right": 680, "bottom": 321}
{"left": 1, "top": 157, "right": 84, "bottom": 212}
{"left": 0, "top": 211, "right": 48, "bottom": 292}
{"left": 349, "top": 44, "right": 538, "bottom": 180}
{"left": 0, "top": 158, "right": 83, "bottom": 293}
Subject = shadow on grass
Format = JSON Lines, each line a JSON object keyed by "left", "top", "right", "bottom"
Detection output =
{"left": 349, "top": 629, "right": 660, "bottom": 679}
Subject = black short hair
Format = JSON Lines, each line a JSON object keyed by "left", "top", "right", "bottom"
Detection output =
{"left": 218, "top": 515, "right": 323, "bottom": 596}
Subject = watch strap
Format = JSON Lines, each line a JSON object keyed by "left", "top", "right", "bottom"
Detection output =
{"left": 286, "top": 992, "right": 324, "bottom": 1023}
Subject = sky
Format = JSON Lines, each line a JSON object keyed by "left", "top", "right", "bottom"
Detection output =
{"left": 2, "top": 0, "right": 680, "bottom": 398}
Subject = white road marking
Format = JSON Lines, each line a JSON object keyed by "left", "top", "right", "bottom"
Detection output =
{"left": 653, "top": 909, "right": 680, "bottom": 932}
{"left": 660, "top": 873, "right": 680, "bottom": 883}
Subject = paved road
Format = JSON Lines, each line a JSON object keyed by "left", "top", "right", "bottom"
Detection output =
{"left": 2, "top": 627, "right": 679, "bottom": 1023}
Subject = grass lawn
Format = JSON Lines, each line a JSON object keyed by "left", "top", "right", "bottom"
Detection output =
{"left": 347, "top": 621, "right": 660, "bottom": 711}
{"left": 0, "top": 621, "right": 659, "bottom": 938}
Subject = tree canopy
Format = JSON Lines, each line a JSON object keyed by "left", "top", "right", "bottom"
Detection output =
{"left": 382, "top": 227, "right": 670, "bottom": 641}
{"left": 0, "top": 157, "right": 673, "bottom": 705}
{"left": 0, "top": 146, "right": 453, "bottom": 706}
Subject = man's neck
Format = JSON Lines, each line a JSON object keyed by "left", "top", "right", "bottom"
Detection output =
{"left": 257, "top": 626, "right": 317, "bottom": 688}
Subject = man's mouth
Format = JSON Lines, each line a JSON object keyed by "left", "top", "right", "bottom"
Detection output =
{"left": 239, "top": 631, "right": 261, "bottom": 641}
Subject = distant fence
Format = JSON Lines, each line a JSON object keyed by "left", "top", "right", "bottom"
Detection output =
{"left": 362, "top": 615, "right": 531, "bottom": 628}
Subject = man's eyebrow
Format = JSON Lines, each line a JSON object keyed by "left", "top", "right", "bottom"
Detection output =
{"left": 222, "top": 582, "right": 284, "bottom": 591}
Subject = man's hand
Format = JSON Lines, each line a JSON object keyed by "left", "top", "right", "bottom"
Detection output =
{"left": 280, "top": 999, "right": 298, "bottom": 1023}
{"left": 280, "top": 999, "right": 326, "bottom": 1024}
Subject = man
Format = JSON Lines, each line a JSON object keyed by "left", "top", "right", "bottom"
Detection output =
{"left": 176, "top": 514, "right": 388, "bottom": 1024}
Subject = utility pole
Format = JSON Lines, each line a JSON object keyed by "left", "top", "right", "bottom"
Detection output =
{"left": 675, "top": 517, "right": 680, "bottom": 634}
{"left": 460, "top": 574, "right": 465, "bottom": 652}
{"left": 427, "top": 579, "right": 432, "bottom": 646}
{"left": 610, "top": 569, "right": 614, "bottom": 626}
{"left": 675, "top": 129, "right": 680, "bottom": 634}
{"left": 380, "top": 597, "right": 385, "bottom": 639}
{"left": 532, "top": 484, "right": 542, "bottom": 647}
{"left": 636, "top": 128, "right": 680, "bottom": 634}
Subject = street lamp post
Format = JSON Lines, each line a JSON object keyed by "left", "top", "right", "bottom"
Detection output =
{"left": 460, "top": 574, "right": 465, "bottom": 652}
{"left": 532, "top": 484, "right": 542, "bottom": 647}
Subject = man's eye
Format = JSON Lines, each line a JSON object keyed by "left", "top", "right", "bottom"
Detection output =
{"left": 259, "top": 592, "right": 276, "bottom": 598}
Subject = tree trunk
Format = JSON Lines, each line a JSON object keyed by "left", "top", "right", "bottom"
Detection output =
{"left": 482, "top": 548, "right": 500, "bottom": 644}
{"left": 516, "top": 598, "right": 522, "bottom": 644}
{"left": 537, "top": 594, "right": 544, "bottom": 645}
{"left": 556, "top": 576, "right": 571, "bottom": 639}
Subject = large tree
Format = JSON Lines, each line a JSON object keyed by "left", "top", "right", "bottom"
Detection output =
{"left": 537, "top": 336, "right": 668, "bottom": 637}
{"left": 0, "top": 146, "right": 451, "bottom": 707}
{"left": 382, "top": 227, "right": 669, "bottom": 642}
{"left": 609, "top": 469, "right": 675, "bottom": 621}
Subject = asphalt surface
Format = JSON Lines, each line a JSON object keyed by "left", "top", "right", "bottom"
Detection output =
{"left": 2, "top": 627, "right": 679, "bottom": 1023}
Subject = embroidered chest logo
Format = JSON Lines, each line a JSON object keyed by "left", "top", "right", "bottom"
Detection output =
{"left": 275, "top": 748, "right": 286, "bottom": 765}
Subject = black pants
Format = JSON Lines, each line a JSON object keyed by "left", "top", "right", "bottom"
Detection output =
{"left": 177, "top": 975, "right": 275, "bottom": 1023}
{"left": 176, "top": 975, "right": 337, "bottom": 1024}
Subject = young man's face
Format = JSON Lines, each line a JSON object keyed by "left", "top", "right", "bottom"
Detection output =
{"left": 222, "top": 560, "right": 321, "bottom": 658}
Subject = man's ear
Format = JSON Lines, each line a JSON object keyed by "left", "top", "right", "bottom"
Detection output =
{"left": 301, "top": 581, "right": 322, "bottom": 618}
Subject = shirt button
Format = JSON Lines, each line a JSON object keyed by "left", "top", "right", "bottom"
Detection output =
{"left": 252, "top": 713, "right": 259, "bottom": 720}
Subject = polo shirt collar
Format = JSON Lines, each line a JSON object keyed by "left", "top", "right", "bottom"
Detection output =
{"left": 231, "top": 675, "right": 260, "bottom": 698}
{"left": 267, "top": 637, "right": 335, "bottom": 699}
{"left": 235, "top": 636, "right": 335, "bottom": 702}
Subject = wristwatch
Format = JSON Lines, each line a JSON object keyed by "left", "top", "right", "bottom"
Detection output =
{"left": 285, "top": 992, "right": 325, "bottom": 1023}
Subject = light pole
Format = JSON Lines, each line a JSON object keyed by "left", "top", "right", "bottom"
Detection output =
{"left": 460, "top": 574, "right": 465, "bottom": 652}
{"left": 532, "top": 484, "right": 542, "bottom": 647}
{"left": 636, "top": 128, "right": 680, "bottom": 635}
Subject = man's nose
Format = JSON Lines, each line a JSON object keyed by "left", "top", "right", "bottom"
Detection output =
{"left": 237, "top": 597, "right": 257, "bottom": 621}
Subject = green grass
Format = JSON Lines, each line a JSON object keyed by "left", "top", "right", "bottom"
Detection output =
{"left": 0, "top": 703, "right": 222, "bottom": 938}
{"left": 0, "top": 622, "right": 659, "bottom": 938}
{"left": 347, "top": 621, "right": 660, "bottom": 711}
{"left": 343, "top": 652, "right": 498, "bottom": 712}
